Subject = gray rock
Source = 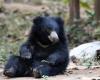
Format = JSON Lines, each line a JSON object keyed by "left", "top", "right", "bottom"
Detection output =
{"left": 70, "top": 41, "right": 100, "bottom": 59}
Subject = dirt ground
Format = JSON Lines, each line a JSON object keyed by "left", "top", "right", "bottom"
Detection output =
{"left": 0, "top": 63, "right": 100, "bottom": 80}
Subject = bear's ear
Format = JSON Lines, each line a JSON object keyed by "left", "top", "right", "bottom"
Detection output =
{"left": 33, "top": 16, "right": 43, "bottom": 25}
{"left": 53, "top": 17, "right": 64, "bottom": 27}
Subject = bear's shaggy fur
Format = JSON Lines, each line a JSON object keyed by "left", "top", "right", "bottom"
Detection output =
{"left": 3, "top": 16, "right": 69, "bottom": 78}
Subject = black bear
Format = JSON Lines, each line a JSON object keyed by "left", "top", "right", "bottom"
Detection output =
{"left": 3, "top": 16, "right": 69, "bottom": 78}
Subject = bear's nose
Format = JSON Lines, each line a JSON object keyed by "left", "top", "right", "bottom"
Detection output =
{"left": 48, "top": 31, "right": 59, "bottom": 43}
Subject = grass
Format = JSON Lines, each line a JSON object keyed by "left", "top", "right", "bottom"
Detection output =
{"left": 0, "top": 8, "right": 34, "bottom": 64}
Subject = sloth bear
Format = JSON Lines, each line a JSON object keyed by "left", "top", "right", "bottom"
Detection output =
{"left": 3, "top": 16, "right": 69, "bottom": 78}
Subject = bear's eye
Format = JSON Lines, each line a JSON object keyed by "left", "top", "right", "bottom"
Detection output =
{"left": 46, "top": 28, "right": 51, "bottom": 33}
{"left": 41, "top": 27, "right": 52, "bottom": 33}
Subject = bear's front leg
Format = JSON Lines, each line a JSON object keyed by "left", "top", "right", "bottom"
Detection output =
{"left": 32, "top": 64, "right": 51, "bottom": 78}
{"left": 47, "top": 51, "right": 69, "bottom": 66}
{"left": 32, "top": 60, "right": 65, "bottom": 78}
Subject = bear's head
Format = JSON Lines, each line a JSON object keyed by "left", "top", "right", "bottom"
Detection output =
{"left": 30, "top": 16, "right": 65, "bottom": 47}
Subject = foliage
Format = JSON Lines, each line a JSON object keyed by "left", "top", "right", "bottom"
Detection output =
{"left": 0, "top": 0, "right": 100, "bottom": 66}
{"left": 67, "top": 23, "right": 92, "bottom": 47}
{"left": 62, "top": 0, "right": 93, "bottom": 10}
{"left": 80, "top": 0, "right": 91, "bottom": 10}
{"left": 62, "top": 0, "right": 69, "bottom": 4}
{"left": 0, "top": 7, "right": 35, "bottom": 64}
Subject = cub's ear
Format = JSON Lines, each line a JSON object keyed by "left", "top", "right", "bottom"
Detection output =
{"left": 53, "top": 17, "right": 64, "bottom": 27}
{"left": 33, "top": 16, "right": 43, "bottom": 25}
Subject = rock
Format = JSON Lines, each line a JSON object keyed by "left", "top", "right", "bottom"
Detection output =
{"left": 70, "top": 41, "right": 100, "bottom": 60}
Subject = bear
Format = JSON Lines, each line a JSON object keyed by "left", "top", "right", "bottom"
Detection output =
{"left": 3, "top": 16, "right": 69, "bottom": 78}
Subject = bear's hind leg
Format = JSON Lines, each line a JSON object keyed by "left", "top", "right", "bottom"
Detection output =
{"left": 3, "top": 55, "right": 32, "bottom": 77}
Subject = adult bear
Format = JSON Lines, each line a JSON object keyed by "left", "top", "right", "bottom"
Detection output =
{"left": 3, "top": 16, "right": 69, "bottom": 78}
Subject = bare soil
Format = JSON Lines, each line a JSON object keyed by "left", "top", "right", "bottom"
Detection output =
{"left": 0, "top": 63, "right": 100, "bottom": 80}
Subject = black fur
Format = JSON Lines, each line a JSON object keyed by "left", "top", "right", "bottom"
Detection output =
{"left": 3, "top": 16, "right": 69, "bottom": 78}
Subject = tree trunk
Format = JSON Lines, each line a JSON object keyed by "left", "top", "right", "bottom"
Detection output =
{"left": 94, "top": 0, "right": 100, "bottom": 21}
{"left": 69, "top": 0, "right": 80, "bottom": 24}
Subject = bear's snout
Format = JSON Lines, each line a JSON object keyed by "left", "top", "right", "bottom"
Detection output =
{"left": 48, "top": 31, "right": 59, "bottom": 43}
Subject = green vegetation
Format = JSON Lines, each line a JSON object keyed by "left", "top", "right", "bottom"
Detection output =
{"left": 0, "top": 6, "right": 34, "bottom": 64}
{"left": 0, "top": 0, "right": 100, "bottom": 65}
